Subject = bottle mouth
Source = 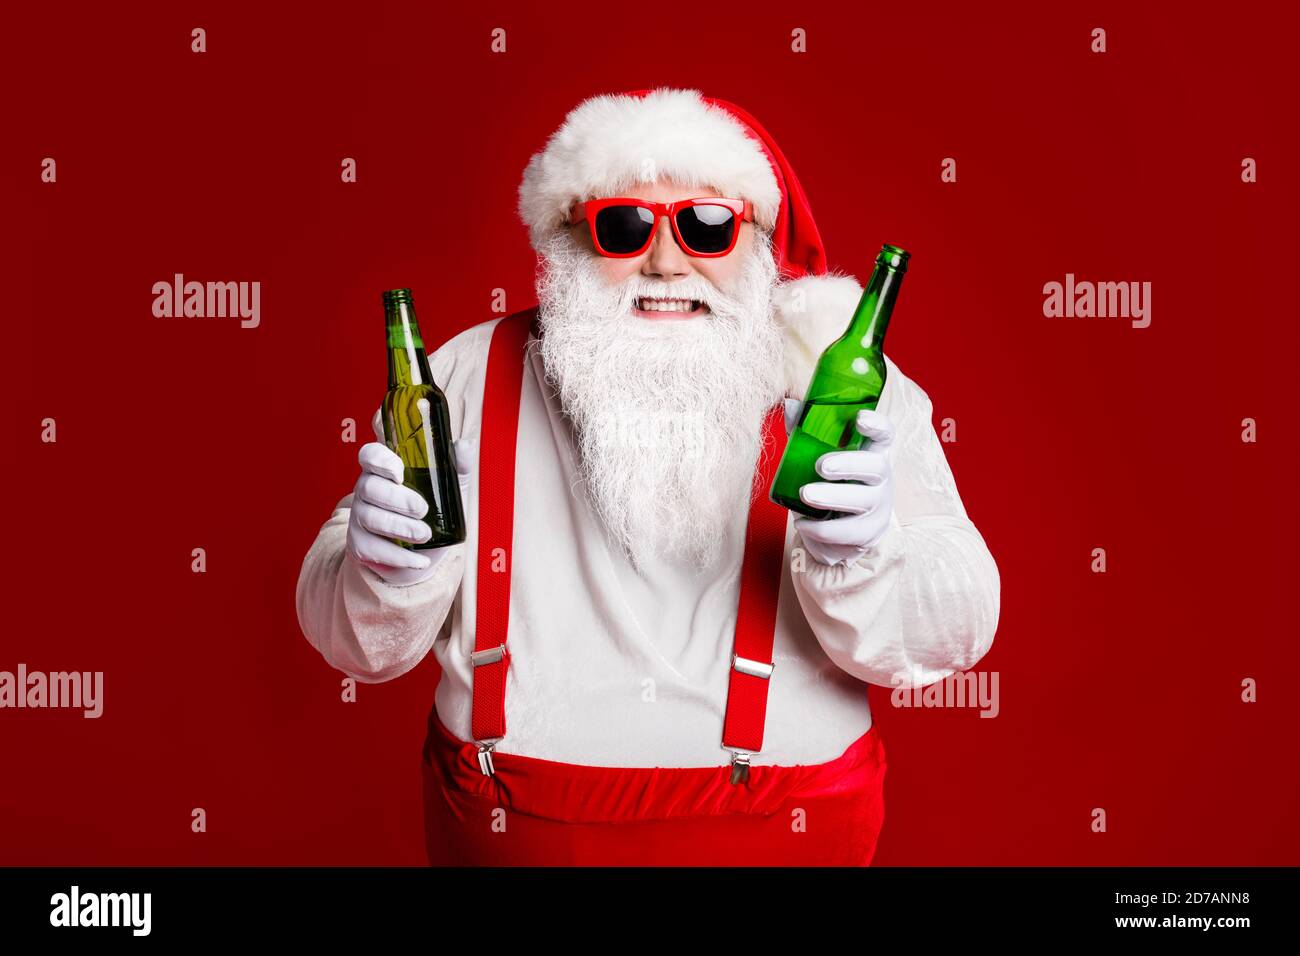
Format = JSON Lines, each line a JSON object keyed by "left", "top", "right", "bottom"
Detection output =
{"left": 382, "top": 288, "right": 413, "bottom": 306}
{"left": 877, "top": 245, "right": 911, "bottom": 271}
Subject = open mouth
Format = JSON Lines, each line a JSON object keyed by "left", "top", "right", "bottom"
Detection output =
{"left": 633, "top": 297, "right": 708, "bottom": 319}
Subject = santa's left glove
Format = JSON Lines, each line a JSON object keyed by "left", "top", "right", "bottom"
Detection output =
{"left": 783, "top": 397, "right": 896, "bottom": 567}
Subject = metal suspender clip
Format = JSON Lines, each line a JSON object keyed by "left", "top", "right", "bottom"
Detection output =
{"left": 728, "top": 750, "right": 752, "bottom": 786}
{"left": 471, "top": 645, "right": 507, "bottom": 668}
{"left": 476, "top": 739, "right": 501, "bottom": 776}
{"left": 470, "top": 644, "right": 508, "bottom": 775}
{"left": 731, "top": 653, "right": 774, "bottom": 680}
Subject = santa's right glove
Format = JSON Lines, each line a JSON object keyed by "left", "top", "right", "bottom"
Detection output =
{"left": 345, "top": 407, "right": 474, "bottom": 587}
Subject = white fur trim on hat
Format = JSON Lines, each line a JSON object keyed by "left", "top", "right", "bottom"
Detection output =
{"left": 775, "top": 271, "right": 866, "bottom": 398}
{"left": 518, "top": 87, "right": 782, "bottom": 251}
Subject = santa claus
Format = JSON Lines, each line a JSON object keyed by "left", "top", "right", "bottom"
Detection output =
{"left": 295, "top": 87, "right": 1000, "bottom": 866}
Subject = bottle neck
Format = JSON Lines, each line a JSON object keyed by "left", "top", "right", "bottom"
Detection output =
{"left": 385, "top": 300, "right": 432, "bottom": 388}
{"left": 847, "top": 257, "right": 905, "bottom": 349}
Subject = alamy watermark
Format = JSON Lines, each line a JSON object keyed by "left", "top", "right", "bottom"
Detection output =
{"left": 1043, "top": 273, "right": 1151, "bottom": 328}
{"left": 50, "top": 886, "right": 150, "bottom": 936}
{"left": 0, "top": 664, "right": 103, "bottom": 718}
{"left": 152, "top": 273, "right": 260, "bottom": 328}
{"left": 890, "top": 667, "right": 999, "bottom": 718}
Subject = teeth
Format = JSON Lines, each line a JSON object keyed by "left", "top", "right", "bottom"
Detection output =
{"left": 637, "top": 298, "right": 699, "bottom": 313}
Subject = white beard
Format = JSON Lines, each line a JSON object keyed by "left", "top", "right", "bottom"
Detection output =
{"left": 535, "top": 228, "right": 785, "bottom": 572}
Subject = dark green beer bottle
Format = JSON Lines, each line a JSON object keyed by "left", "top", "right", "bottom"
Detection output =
{"left": 769, "top": 244, "right": 910, "bottom": 519}
{"left": 380, "top": 289, "right": 465, "bottom": 549}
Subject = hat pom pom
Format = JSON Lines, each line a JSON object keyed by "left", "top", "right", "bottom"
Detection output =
{"left": 774, "top": 271, "right": 865, "bottom": 398}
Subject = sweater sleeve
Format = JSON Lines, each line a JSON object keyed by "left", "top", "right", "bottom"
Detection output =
{"left": 294, "top": 323, "right": 485, "bottom": 683}
{"left": 789, "top": 358, "right": 1001, "bottom": 688}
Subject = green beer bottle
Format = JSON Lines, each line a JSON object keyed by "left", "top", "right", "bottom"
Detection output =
{"left": 380, "top": 288, "right": 465, "bottom": 549}
{"left": 769, "top": 244, "right": 910, "bottom": 519}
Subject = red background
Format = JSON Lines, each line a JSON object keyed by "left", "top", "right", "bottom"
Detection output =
{"left": 4, "top": 0, "right": 1297, "bottom": 865}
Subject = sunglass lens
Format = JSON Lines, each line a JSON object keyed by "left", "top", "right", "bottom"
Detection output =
{"left": 675, "top": 205, "right": 736, "bottom": 254}
{"left": 594, "top": 205, "right": 655, "bottom": 254}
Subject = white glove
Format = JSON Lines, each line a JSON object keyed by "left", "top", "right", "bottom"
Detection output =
{"left": 345, "top": 407, "right": 474, "bottom": 587}
{"left": 784, "top": 397, "right": 896, "bottom": 567}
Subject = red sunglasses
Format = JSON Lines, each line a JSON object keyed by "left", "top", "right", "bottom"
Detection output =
{"left": 569, "top": 197, "right": 754, "bottom": 258}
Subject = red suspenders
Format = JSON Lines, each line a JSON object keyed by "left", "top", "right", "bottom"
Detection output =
{"left": 468, "top": 310, "right": 536, "bottom": 773}
{"left": 470, "top": 309, "right": 790, "bottom": 783}
{"left": 720, "top": 407, "right": 789, "bottom": 783}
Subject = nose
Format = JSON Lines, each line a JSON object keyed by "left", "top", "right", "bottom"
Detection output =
{"left": 641, "top": 215, "right": 692, "bottom": 279}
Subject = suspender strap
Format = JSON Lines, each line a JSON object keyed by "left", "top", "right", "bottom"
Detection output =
{"left": 471, "top": 309, "right": 537, "bottom": 746}
{"left": 721, "top": 404, "right": 790, "bottom": 766}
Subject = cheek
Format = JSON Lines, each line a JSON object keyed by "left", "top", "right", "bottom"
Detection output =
{"left": 601, "top": 258, "right": 641, "bottom": 285}
{"left": 700, "top": 255, "right": 743, "bottom": 288}
{"left": 708, "top": 229, "right": 752, "bottom": 284}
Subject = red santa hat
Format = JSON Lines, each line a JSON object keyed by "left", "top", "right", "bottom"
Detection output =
{"left": 517, "top": 86, "right": 864, "bottom": 398}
